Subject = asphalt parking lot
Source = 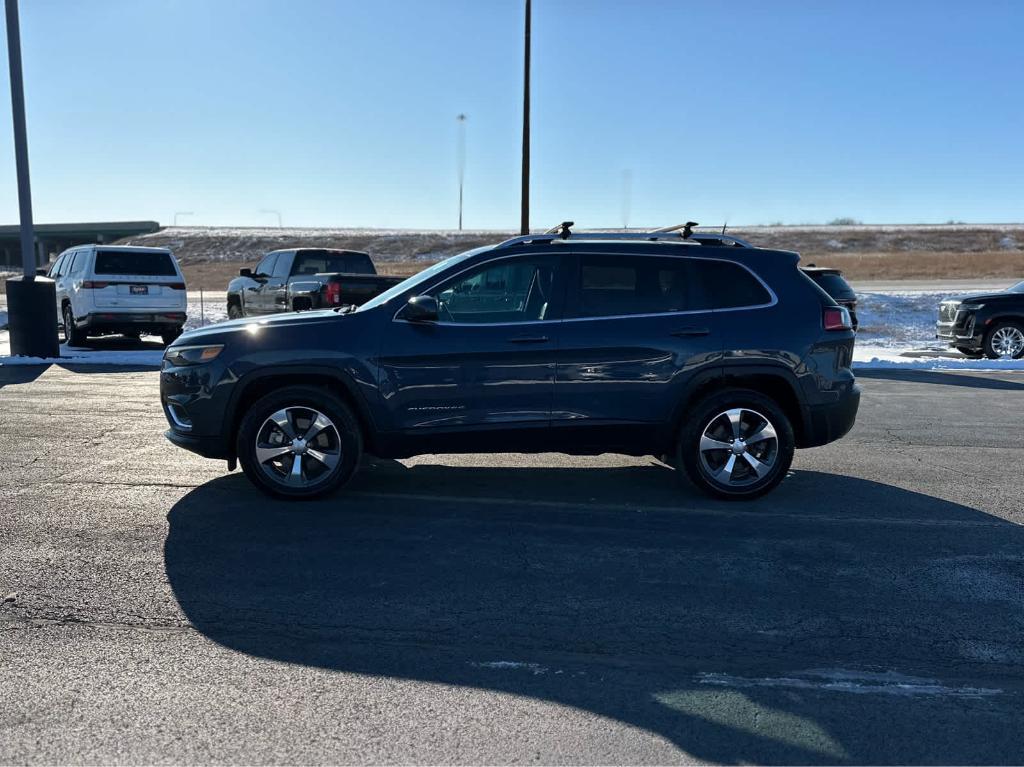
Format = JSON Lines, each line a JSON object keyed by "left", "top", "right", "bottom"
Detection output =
{"left": 1, "top": 364, "right": 1023, "bottom": 764}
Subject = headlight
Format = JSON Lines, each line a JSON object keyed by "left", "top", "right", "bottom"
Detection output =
{"left": 163, "top": 344, "right": 225, "bottom": 366}
{"left": 961, "top": 303, "right": 985, "bottom": 312}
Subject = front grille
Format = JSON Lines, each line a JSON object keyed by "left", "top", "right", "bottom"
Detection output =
{"left": 939, "top": 303, "right": 959, "bottom": 322}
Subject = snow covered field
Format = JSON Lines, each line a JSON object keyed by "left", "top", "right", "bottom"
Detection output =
{"left": 3, "top": 290, "right": 1024, "bottom": 371}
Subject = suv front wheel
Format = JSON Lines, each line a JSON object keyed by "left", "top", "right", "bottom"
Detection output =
{"left": 237, "top": 385, "right": 363, "bottom": 499}
{"left": 678, "top": 388, "right": 795, "bottom": 500}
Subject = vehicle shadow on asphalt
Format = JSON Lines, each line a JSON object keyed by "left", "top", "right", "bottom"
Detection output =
{"left": 857, "top": 368, "right": 1024, "bottom": 390}
{"left": 165, "top": 465, "right": 1024, "bottom": 764}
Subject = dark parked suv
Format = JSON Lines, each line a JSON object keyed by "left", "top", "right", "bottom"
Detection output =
{"left": 161, "top": 227, "right": 860, "bottom": 500}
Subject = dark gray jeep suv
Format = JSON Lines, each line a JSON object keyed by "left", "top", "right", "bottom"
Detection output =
{"left": 161, "top": 226, "right": 860, "bottom": 500}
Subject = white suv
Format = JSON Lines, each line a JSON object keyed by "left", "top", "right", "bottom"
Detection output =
{"left": 47, "top": 245, "right": 187, "bottom": 346}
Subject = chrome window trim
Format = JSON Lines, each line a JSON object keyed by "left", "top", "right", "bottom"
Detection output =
{"left": 389, "top": 250, "right": 778, "bottom": 325}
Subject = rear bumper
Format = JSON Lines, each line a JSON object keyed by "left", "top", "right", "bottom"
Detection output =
{"left": 801, "top": 384, "right": 861, "bottom": 448}
{"left": 164, "top": 428, "right": 228, "bottom": 460}
{"left": 80, "top": 311, "right": 186, "bottom": 332}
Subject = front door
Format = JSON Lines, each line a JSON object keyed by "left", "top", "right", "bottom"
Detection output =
{"left": 378, "top": 253, "right": 565, "bottom": 435}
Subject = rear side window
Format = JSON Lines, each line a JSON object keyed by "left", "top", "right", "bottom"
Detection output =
{"left": 94, "top": 250, "right": 177, "bottom": 276}
{"left": 68, "top": 251, "right": 87, "bottom": 275}
{"left": 577, "top": 254, "right": 693, "bottom": 317}
{"left": 691, "top": 260, "right": 772, "bottom": 310}
{"left": 292, "top": 251, "right": 374, "bottom": 276}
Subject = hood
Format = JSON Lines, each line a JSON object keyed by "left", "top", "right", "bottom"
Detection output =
{"left": 171, "top": 309, "right": 350, "bottom": 345}
{"left": 942, "top": 290, "right": 1018, "bottom": 304}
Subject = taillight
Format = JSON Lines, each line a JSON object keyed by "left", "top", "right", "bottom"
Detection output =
{"left": 167, "top": 282, "right": 186, "bottom": 290}
{"left": 823, "top": 306, "right": 853, "bottom": 331}
{"left": 81, "top": 280, "right": 109, "bottom": 289}
{"left": 323, "top": 281, "right": 342, "bottom": 305}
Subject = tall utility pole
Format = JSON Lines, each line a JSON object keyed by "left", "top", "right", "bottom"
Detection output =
{"left": 4, "top": 0, "right": 58, "bottom": 358}
{"left": 6, "top": 0, "right": 33, "bottom": 278}
{"left": 456, "top": 113, "right": 467, "bottom": 231}
{"left": 519, "top": 0, "right": 531, "bottom": 235}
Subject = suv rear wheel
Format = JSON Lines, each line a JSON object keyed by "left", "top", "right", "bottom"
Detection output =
{"left": 678, "top": 388, "right": 795, "bottom": 500}
{"left": 237, "top": 385, "right": 363, "bottom": 499}
{"left": 62, "top": 304, "right": 86, "bottom": 346}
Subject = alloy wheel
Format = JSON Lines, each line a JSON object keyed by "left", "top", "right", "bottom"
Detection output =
{"left": 254, "top": 406, "right": 343, "bottom": 488}
{"left": 990, "top": 326, "right": 1024, "bottom": 358}
{"left": 698, "top": 407, "right": 779, "bottom": 488}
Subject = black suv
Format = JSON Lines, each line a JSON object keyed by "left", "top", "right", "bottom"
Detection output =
{"left": 936, "top": 280, "right": 1024, "bottom": 359}
{"left": 161, "top": 227, "right": 860, "bottom": 500}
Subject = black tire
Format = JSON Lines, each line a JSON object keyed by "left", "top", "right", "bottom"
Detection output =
{"left": 228, "top": 302, "right": 243, "bottom": 320}
{"left": 237, "top": 385, "right": 363, "bottom": 500}
{"left": 677, "top": 388, "right": 795, "bottom": 501}
{"left": 955, "top": 346, "right": 984, "bottom": 359}
{"left": 62, "top": 304, "right": 86, "bottom": 346}
{"left": 983, "top": 320, "right": 1024, "bottom": 360}
{"left": 161, "top": 328, "right": 183, "bottom": 346}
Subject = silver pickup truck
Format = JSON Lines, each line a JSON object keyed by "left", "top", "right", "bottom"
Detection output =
{"left": 226, "top": 248, "right": 403, "bottom": 318}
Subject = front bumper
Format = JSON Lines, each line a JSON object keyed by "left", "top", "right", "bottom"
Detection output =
{"left": 164, "top": 428, "right": 229, "bottom": 460}
{"left": 801, "top": 384, "right": 861, "bottom": 448}
{"left": 936, "top": 318, "right": 982, "bottom": 350}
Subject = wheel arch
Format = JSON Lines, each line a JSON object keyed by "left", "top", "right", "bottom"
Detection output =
{"left": 670, "top": 365, "right": 808, "bottom": 448}
{"left": 225, "top": 366, "right": 377, "bottom": 459}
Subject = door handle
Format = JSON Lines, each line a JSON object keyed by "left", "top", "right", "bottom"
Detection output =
{"left": 507, "top": 335, "right": 549, "bottom": 344}
{"left": 670, "top": 327, "right": 710, "bottom": 337}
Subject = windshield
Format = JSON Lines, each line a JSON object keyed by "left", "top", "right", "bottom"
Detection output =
{"left": 356, "top": 249, "right": 485, "bottom": 312}
{"left": 1009, "top": 280, "right": 1024, "bottom": 293}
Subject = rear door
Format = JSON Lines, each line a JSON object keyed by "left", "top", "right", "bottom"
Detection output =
{"left": 552, "top": 251, "right": 722, "bottom": 437}
{"left": 378, "top": 252, "right": 565, "bottom": 434}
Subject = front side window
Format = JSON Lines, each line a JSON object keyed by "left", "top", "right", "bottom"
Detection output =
{"left": 49, "top": 253, "right": 67, "bottom": 278}
{"left": 254, "top": 253, "right": 278, "bottom": 277}
{"left": 433, "top": 256, "right": 558, "bottom": 324}
{"left": 577, "top": 254, "right": 692, "bottom": 317}
{"left": 272, "top": 252, "right": 293, "bottom": 277}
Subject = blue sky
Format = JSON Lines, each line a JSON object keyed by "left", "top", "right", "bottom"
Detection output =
{"left": 1, "top": 0, "right": 1023, "bottom": 229}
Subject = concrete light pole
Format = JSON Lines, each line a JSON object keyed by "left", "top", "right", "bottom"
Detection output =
{"left": 4, "top": 0, "right": 58, "bottom": 358}
{"left": 456, "top": 113, "right": 467, "bottom": 231}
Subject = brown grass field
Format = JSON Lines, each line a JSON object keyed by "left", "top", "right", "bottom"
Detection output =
{"left": 5, "top": 225, "right": 1024, "bottom": 293}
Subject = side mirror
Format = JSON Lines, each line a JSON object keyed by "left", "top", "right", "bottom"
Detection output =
{"left": 36, "top": 267, "right": 48, "bottom": 277}
{"left": 404, "top": 295, "right": 438, "bottom": 322}
{"left": 239, "top": 267, "right": 253, "bottom": 278}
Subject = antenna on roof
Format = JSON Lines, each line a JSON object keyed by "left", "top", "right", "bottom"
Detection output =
{"left": 544, "top": 221, "right": 574, "bottom": 239}
{"left": 722, "top": 221, "right": 728, "bottom": 235}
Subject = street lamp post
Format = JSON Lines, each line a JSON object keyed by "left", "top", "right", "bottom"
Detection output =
{"left": 456, "top": 114, "right": 467, "bottom": 231}
{"left": 4, "top": 0, "right": 58, "bottom": 358}
{"left": 260, "top": 209, "right": 282, "bottom": 228}
{"left": 520, "top": 0, "right": 531, "bottom": 235}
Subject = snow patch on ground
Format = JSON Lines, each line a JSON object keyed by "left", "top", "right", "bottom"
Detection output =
{"left": 0, "top": 340, "right": 164, "bottom": 367}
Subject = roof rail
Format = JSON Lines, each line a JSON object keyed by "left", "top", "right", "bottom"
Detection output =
{"left": 494, "top": 226, "right": 754, "bottom": 249}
